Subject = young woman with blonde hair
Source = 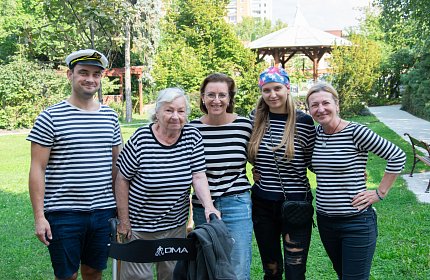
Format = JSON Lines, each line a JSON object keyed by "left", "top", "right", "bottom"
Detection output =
{"left": 248, "top": 66, "right": 316, "bottom": 280}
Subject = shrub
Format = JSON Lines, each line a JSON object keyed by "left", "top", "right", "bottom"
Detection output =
{"left": 330, "top": 34, "right": 382, "bottom": 116}
{"left": 0, "top": 56, "right": 68, "bottom": 129}
{"left": 401, "top": 52, "right": 430, "bottom": 120}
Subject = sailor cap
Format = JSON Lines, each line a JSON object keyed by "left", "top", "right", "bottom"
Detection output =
{"left": 65, "top": 49, "right": 108, "bottom": 69}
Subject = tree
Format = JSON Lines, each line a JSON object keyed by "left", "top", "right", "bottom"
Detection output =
{"left": 154, "top": 0, "right": 260, "bottom": 118}
{"left": 37, "top": 0, "right": 130, "bottom": 62}
{"left": 401, "top": 50, "right": 430, "bottom": 119}
{"left": 0, "top": 54, "right": 68, "bottom": 129}
{"left": 0, "top": 0, "right": 44, "bottom": 63}
{"left": 233, "top": 17, "right": 287, "bottom": 42}
{"left": 122, "top": 0, "right": 161, "bottom": 122}
{"left": 329, "top": 33, "right": 383, "bottom": 116}
{"left": 376, "top": 0, "right": 430, "bottom": 51}
{"left": 376, "top": 0, "right": 430, "bottom": 120}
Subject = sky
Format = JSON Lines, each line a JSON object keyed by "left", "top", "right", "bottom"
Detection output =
{"left": 272, "top": 0, "right": 372, "bottom": 31}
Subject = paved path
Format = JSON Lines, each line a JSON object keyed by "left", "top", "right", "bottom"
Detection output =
{"left": 368, "top": 105, "right": 430, "bottom": 203}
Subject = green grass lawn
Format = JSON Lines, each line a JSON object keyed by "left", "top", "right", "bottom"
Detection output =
{"left": 1, "top": 115, "right": 429, "bottom": 279}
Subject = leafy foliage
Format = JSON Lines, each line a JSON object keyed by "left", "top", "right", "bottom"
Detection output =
{"left": 329, "top": 34, "right": 382, "bottom": 116}
{"left": 376, "top": 0, "right": 430, "bottom": 120}
{"left": 153, "top": 0, "right": 261, "bottom": 119}
{"left": 401, "top": 51, "right": 430, "bottom": 119}
{"left": 37, "top": 0, "right": 132, "bottom": 62}
{"left": 371, "top": 48, "right": 415, "bottom": 105}
{"left": 0, "top": 55, "right": 68, "bottom": 129}
{"left": 130, "top": 0, "right": 161, "bottom": 87}
{"left": 0, "top": 54, "right": 120, "bottom": 129}
{"left": 376, "top": 0, "right": 430, "bottom": 51}
{"left": 233, "top": 17, "right": 287, "bottom": 42}
{"left": 0, "top": 0, "right": 43, "bottom": 63}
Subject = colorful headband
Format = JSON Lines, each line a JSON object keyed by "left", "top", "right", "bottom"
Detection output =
{"left": 258, "top": 66, "right": 290, "bottom": 88}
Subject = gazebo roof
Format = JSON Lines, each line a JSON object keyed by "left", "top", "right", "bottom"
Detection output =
{"left": 249, "top": 7, "right": 352, "bottom": 80}
{"left": 250, "top": 7, "right": 352, "bottom": 49}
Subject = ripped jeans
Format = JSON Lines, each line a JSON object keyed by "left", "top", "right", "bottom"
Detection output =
{"left": 252, "top": 195, "right": 313, "bottom": 280}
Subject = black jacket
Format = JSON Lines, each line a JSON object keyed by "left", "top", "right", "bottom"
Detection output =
{"left": 173, "top": 218, "right": 237, "bottom": 280}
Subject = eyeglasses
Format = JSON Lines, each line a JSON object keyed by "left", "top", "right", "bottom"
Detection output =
{"left": 204, "top": 92, "right": 229, "bottom": 100}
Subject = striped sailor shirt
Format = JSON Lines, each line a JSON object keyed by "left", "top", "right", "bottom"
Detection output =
{"left": 312, "top": 122, "right": 406, "bottom": 216}
{"left": 251, "top": 110, "right": 316, "bottom": 201}
{"left": 190, "top": 116, "right": 252, "bottom": 206}
{"left": 116, "top": 123, "right": 206, "bottom": 232}
{"left": 27, "top": 100, "right": 122, "bottom": 212}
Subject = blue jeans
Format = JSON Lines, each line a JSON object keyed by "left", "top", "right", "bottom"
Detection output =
{"left": 317, "top": 207, "right": 378, "bottom": 280}
{"left": 45, "top": 209, "right": 116, "bottom": 279}
{"left": 252, "top": 195, "right": 313, "bottom": 280}
{"left": 193, "top": 191, "right": 253, "bottom": 280}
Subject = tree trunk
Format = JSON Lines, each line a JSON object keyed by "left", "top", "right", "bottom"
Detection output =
{"left": 125, "top": 20, "right": 132, "bottom": 123}
{"left": 90, "top": 23, "right": 103, "bottom": 104}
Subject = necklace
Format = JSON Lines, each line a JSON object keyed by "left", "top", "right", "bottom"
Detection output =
{"left": 321, "top": 119, "right": 342, "bottom": 148}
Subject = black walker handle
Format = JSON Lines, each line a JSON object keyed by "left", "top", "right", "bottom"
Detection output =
{"left": 109, "top": 218, "right": 119, "bottom": 243}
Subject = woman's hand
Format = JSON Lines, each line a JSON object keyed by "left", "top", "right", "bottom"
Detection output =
{"left": 252, "top": 167, "right": 261, "bottom": 182}
{"left": 193, "top": 171, "right": 222, "bottom": 222}
{"left": 117, "top": 218, "right": 132, "bottom": 241}
{"left": 204, "top": 207, "right": 221, "bottom": 222}
{"left": 351, "top": 190, "right": 380, "bottom": 211}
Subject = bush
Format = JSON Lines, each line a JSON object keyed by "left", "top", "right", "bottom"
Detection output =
{"left": 330, "top": 34, "right": 382, "bottom": 116}
{"left": 0, "top": 56, "right": 68, "bottom": 129}
{"left": 401, "top": 51, "right": 430, "bottom": 120}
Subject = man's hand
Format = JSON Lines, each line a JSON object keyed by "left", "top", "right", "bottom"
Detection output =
{"left": 35, "top": 217, "right": 52, "bottom": 246}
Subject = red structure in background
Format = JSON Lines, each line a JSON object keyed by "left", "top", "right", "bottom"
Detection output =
{"left": 103, "top": 66, "right": 145, "bottom": 115}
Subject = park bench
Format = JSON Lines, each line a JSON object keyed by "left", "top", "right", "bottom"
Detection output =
{"left": 404, "top": 133, "right": 430, "bottom": 193}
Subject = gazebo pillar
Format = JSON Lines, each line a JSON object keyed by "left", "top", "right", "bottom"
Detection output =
{"left": 138, "top": 76, "right": 143, "bottom": 116}
{"left": 119, "top": 75, "right": 124, "bottom": 96}
{"left": 273, "top": 49, "right": 280, "bottom": 65}
{"left": 312, "top": 57, "right": 319, "bottom": 81}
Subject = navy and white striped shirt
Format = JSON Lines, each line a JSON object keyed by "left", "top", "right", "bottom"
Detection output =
{"left": 312, "top": 122, "right": 406, "bottom": 216}
{"left": 190, "top": 116, "right": 252, "bottom": 206}
{"left": 251, "top": 110, "right": 316, "bottom": 201}
{"left": 27, "top": 100, "right": 122, "bottom": 212}
{"left": 116, "top": 123, "right": 206, "bottom": 232}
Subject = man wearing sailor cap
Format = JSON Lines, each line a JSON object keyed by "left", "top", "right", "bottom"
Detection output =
{"left": 27, "top": 49, "right": 122, "bottom": 280}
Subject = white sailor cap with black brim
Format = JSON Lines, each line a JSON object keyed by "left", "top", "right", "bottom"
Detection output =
{"left": 65, "top": 49, "right": 108, "bottom": 69}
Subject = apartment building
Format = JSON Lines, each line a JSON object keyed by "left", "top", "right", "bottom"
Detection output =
{"left": 226, "top": 0, "right": 272, "bottom": 24}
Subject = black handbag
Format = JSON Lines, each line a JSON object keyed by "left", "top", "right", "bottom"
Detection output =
{"left": 267, "top": 119, "right": 314, "bottom": 228}
{"left": 281, "top": 200, "right": 314, "bottom": 227}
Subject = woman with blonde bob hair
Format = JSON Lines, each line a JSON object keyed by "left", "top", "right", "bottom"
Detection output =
{"left": 306, "top": 82, "right": 406, "bottom": 280}
{"left": 248, "top": 66, "right": 316, "bottom": 280}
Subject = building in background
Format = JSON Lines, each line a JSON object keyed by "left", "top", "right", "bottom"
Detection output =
{"left": 251, "top": 0, "right": 272, "bottom": 20}
{"left": 226, "top": 0, "right": 251, "bottom": 23}
{"left": 226, "top": 0, "right": 272, "bottom": 24}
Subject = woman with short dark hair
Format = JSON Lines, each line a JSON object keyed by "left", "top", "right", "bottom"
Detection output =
{"left": 190, "top": 73, "right": 253, "bottom": 280}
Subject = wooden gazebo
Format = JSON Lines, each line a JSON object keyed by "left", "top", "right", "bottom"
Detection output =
{"left": 104, "top": 66, "right": 145, "bottom": 115}
{"left": 249, "top": 7, "right": 352, "bottom": 81}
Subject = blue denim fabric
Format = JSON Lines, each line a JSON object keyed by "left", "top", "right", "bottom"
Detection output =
{"left": 252, "top": 195, "right": 313, "bottom": 280}
{"left": 45, "top": 209, "right": 116, "bottom": 279}
{"left": 193, "top": 191, "right": 253, "bottom": 280}
{"left": 317, "top": 207, "right": 378, "bottom": 280}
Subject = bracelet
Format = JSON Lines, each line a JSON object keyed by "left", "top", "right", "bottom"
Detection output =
{"left": 375, "top": 189, "right": 384, "bottom": 201}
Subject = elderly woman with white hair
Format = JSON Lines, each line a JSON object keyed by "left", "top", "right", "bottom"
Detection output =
{"left": 114, "top": 87, "right": 220, "bottom": 280}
